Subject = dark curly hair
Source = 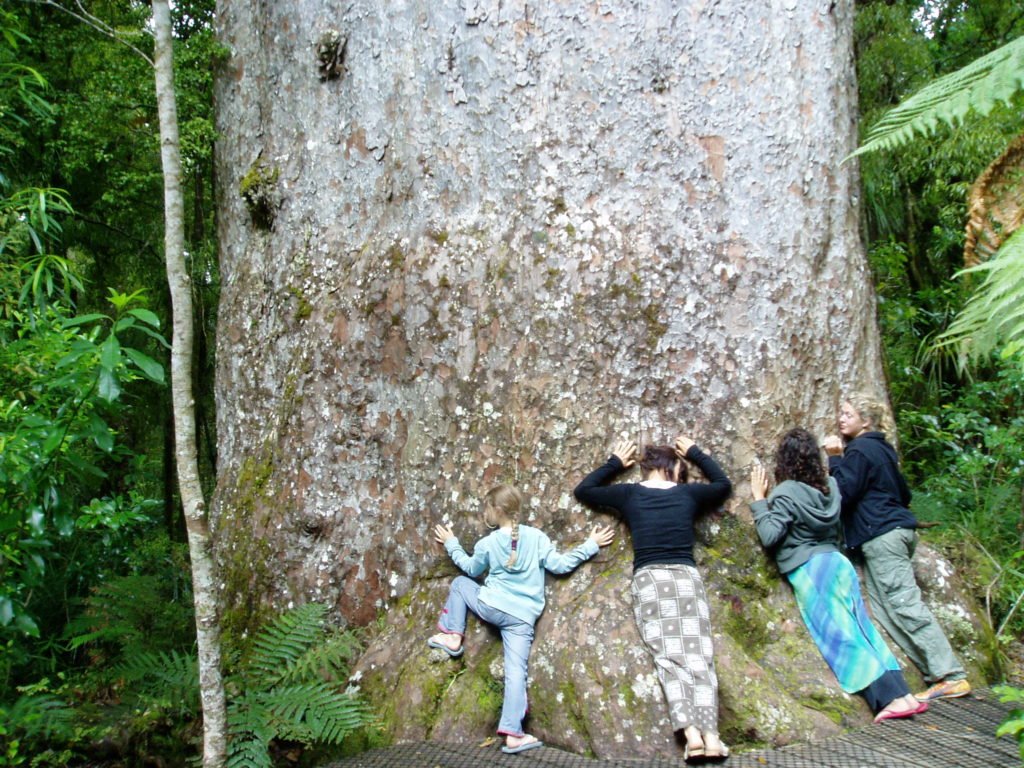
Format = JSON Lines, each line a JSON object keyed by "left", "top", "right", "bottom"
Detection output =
{"left": 774, "top": 428, "right": 828, "bottom": 493}
{"left": 639, "top": 445, "right": 687, "bottom": 483}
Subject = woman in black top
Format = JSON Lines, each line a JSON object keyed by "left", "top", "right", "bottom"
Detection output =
{"left": 824, "top": 392, "right": 970, "bottom": 702}
{"left": 575, "top": 436, "right": 732, "bottom": 762}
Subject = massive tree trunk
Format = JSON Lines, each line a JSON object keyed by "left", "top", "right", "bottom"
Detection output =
{"left": 211, "top": 0, "right": 986, "bottom": 756}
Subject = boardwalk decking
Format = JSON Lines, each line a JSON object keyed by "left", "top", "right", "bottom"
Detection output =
{"left": 324, "top": 689, "right": 1021, "bottom": 767}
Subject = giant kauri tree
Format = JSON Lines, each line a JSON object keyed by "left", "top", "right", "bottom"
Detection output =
{"left": 212, "top": 0, "right": 988, "bottom": 756}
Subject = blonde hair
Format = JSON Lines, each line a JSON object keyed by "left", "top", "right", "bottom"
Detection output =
{"left": 845, "top": 391, "right": 895, "bottom": 436}
{"left": 485, "top": 484, "right": 523, "bottom": 567}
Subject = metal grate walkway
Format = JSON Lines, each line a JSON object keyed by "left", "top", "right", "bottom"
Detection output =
{"left": 323, "top": 689, "right": 1021, "bottom": 767}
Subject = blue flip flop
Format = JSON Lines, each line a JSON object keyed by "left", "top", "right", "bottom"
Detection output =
{"left": 501, "top": 739, "right": 543, "bottom": 754}
{"left": 427, "top": 638, "right": 464, "bottom": 658}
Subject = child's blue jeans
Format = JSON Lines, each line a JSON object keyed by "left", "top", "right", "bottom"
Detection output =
{"left": 437, "top": 575, "right": 536, "bottom": 736}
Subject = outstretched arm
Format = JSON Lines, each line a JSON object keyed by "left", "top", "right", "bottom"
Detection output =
{"left": 678, "top": 437, "right": 732, "bottom": 504}
{"left": 573, "top": 439, "right": 637, "bottom": 511}
{"left": 434, "top": 523, "right": 488, "bottom": 577}
{"left": 543, "top": 525, "right": 615, "bottom": 574}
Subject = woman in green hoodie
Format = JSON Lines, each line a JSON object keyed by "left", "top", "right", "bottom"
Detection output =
{"left": 751, "top": 428, "right": 924, "bottom": 723}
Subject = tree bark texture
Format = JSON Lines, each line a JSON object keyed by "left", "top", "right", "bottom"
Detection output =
{"left": 212, "top": 0, "right": 988, "bottom": 755}
{"left": 153, "top": 2, "right": 227, "bottom": 765}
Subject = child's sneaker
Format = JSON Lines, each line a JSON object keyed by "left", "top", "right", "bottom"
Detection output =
{"left": 915, "top": 678, "right": 971, "bottom": 701}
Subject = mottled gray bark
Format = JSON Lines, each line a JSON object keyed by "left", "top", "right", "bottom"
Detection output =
{"left": 154, "top": 2, "right": 227, "bottom": 764}
{"left": 211, "top": 0, "right": 987, "bottom": 756}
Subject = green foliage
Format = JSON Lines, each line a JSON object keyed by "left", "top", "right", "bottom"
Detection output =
{"left": 849, "top": 33, "right": 1024, "bottom": 161}
{"left": 0, "top": 273, "right": 168, "bottom": 637}
{"left": 0, "top": 531, "right": 197, "bottom": 764}
{"left": 994, "top": 684, "right": 1024, "bottom": 764}
{"left": 0, "top": 688, "right": 75, "bottom": 767}
{"left": 936, "top": 229, "right": 1024, "bottom": 367}
{"left": 897, "top": 364, "right": 1024, "bottom": 652}
{"left": 0, "top": 8, "right": 218, "bottom": 765}
{"left": 115, "top": 649, "right": 201, "bottom": 717}
{"left": 65, "top": 602, "right": 373, "bottom": 766}
{"left": 0, "top": 7, "right": 53, "bottom": 166}
{"left": 65, "top": 572, "right": 196, "bottom": 659}
{"left": 225, "top": 603, "right": 372, "bottom": 767}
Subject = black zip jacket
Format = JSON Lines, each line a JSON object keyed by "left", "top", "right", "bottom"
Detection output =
{"left": 827, "top": 431, "right": 917, "bottom": 550}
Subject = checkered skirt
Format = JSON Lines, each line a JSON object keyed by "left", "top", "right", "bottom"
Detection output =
{"left": 631, "top": 564, "right": 719, "bottom": 733}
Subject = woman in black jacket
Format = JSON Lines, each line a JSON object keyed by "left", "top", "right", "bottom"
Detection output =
{"left": 575, "top": 436, "right": 731, "bottom": 762}
{"left": 824, "top": 393, "right": 970, "bottom": 702}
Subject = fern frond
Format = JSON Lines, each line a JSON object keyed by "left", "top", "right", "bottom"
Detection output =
{"left": 227, "top": 692, "right": 275, "bottom": 768}
{"left": 276, "top": 626, "right": 364, "bottom": 685}
{"left": 64, "top": 572, "right": 195, "bottom": 656}
{"left": 848, "top": 34, "right": 1024, "bottom": 161}
{"left": 260, "top": 683, "right": 370, "bottom": 745}
{"left": 225, "top": 733, "right": 273, "bottom": 768}
{"left": 224, "top": 603, "right": 373, "bottom": 764}
{"left": 934, "top": 227, "right": 1024, "bottom": 367}
{"left": 2, "top": 694, "right": 75, "bottom": 741}
{"left": 113, "top": 649, "right": 200, "bottom": 714}
{"left": 247, "top": 603, "right": 327, "bottom": 687}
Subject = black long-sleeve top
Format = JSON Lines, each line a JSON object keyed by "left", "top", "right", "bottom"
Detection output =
{"left": 573, "top": 445, "right": 732, "bottom": 572}
{"left": 827, "top": 431, "right": 917, "bottom": 550}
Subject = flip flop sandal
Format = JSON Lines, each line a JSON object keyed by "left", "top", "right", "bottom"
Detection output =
{"left": 700, "top": 745, "right": 733, "bottom": 765}
{"left": 426, "top": 638, "right": 464, "bottom": 658}
{"left": 501, "top": 739, "right": 543, "bottom": 754}
{"left": 703, "top": 745, "right": 730, "bottom": 762}
{"left": 874, "top": 706, "right": 916, "bottom": 723}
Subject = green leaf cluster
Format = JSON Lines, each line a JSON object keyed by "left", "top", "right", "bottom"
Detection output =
{"left": 30, "top": 602, "right": 373, "bottom": 766}
{"left": 994, "top": 684, "right": 1024, "bottom": 762}
{"left": 225, "top": 603, "right": 372, "bottom": 767}
{"left": 937, "top": 229, "right": 1024, "bottom": 366}
{"left": 850, "top": 34, "right": 1024, "bottom": 160}
{"left": 0, "top": 261, "right": 169, "bottom": 637}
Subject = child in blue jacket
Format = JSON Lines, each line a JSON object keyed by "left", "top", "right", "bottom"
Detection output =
{"left": 428, "top": 483, "right": 614, "bottom": 754}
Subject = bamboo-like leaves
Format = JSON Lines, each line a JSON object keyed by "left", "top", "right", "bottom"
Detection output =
{"left": 847, "top": 34, "right": 1024, "bottom": 162}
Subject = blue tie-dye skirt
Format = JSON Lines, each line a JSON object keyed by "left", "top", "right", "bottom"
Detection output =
{"left": 787, "top": 550, "right": 901, "bottom": 694}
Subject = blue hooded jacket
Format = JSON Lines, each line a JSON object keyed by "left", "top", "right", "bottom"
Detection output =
{"left": 444, "top": 525, "right": 598, "bottom": 625}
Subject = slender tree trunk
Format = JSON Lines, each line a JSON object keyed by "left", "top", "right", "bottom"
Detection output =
{"left": 152, "top": 2, "right": 227, "bottom": 765}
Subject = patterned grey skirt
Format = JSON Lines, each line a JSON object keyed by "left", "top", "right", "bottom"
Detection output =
{"left": 631, "top": 564, "right": 719, "bottom": 733}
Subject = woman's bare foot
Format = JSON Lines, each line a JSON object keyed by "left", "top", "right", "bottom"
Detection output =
{"left": 887, "top": 694, "right": 919, "bottom": 713}
{"left": 682, "top": 726, "right": 705, "bottom": 760}
{"left": 874, "top": 693, "right": 923, "bottom": 722}
{"left": 702, "top": 731, "right": 729, "bottom": 758}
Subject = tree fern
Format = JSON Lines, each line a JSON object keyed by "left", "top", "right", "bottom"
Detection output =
{"left": 847, "top": 34, "right": 1024, "bottom": 161}
{"left": 934, "top": 227, "right": 1024, "bottom": 367}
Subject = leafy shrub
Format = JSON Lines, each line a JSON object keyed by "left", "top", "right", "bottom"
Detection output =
{"left": 34, "top": 601, "right": 374, "bottom": 766}
{"left": 995, "top": 684, "right": 1024, "bottom": 765}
